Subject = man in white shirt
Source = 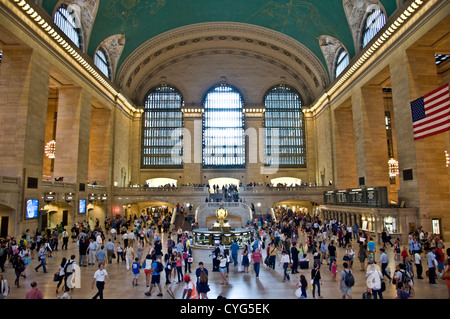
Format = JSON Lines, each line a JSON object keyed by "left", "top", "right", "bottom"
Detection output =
{"left": 96, "top": 233, "right": 102, "bottom": 247}
{"left": 128, "top": 231, "right": 136, "bottom": 247}
{"left": 110, "top": 227, "right": 117, "bottom": 241}
{"left": 414, "top": 252, "right": 423, "bottom": 279}
{"left": 61, "top": 229, "right": 69, "bottom": 250}
{"left": 91, "top": 263, "right": 111, "bottom": 299}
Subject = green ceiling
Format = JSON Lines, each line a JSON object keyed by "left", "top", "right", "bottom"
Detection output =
{"left": 42, "top": 0, "right": 398, "bottom": 77}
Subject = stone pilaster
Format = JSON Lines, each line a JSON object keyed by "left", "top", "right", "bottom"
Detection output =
{"left": 0, "top": 49, "right": 50, "bottom": 180}
{"left": 53, "top": 87, "right": 92, "bottom": 185}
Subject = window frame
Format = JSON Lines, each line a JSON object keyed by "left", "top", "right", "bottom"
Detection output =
{"left": 141, "top": 85, "right": 184, "bottom": 169}
{"left": 360, "top": 6, "right": 386, "bottom": 50}
{"left": 94, "top": 47, "right": 112, "bottom": 80}
{"left": 263, "top": 84, "right": 306, "bottom": 168}
{"left": 334, "top": 47, "right": 349, "bottom": 79}
{"left": 202, "top": 84, "right": 246, "bottom": 169}
{"left": 54, "top": 4, "right": 84, "bottom": 52}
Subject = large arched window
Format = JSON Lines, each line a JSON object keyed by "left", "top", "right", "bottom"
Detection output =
{"left": 94, "top": 48, "right": 111, "bottom": 79}
{"left": 264, "top": 85, "right": 306, "bottom": 168}
{"left": 54, "top": 4, "right": 83, "bottom": 51}
{"left": 203, "top": 84, "right": 245, "bottom": 168}
{"left": 334, "top": 48, "right": 349, "bottom": 78}
{"left": 141, "top": 85, "right": 184, "bottom": 168}
{"left": 361, "top": 6, "right": 386, "bottom": 49}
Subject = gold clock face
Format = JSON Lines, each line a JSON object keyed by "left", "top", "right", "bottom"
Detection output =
{"left": 216, "top": 208, "right": 227, "bottom": 219}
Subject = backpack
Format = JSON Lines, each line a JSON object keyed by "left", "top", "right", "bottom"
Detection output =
{"left": 156, "top": 261, "right": 164, "bottom": 273}
{"left": 344, "top": 270, "right": 355, "bottom": 287}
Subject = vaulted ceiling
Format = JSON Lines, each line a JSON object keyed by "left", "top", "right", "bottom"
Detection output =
{"left": 40, "top": 0, "right": 401, "bottom": 105}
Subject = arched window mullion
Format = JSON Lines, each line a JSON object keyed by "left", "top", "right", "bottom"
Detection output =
{"left": 335, "top": 48, "right": 349, "bottom": 78}
{"left": 141, "top": 85, "right": 184, "bottom": 169}
{"left": 94, "top": 48, "right": 111, "bottom": 79}
{"left": 264, "top": 85, "right": 306, "bottom": 168}
{"left": 361, "top": 6, "right": 386, "bottom": 49}
{"left": 54, "top": 5, "right": 83, "bottom": 51}
{"left": 202, "top": 84, "right": 245, "bottom": 168}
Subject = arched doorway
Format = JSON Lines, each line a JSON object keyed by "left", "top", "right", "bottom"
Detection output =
{"left": 146, "top": 178, "right": 177, "bottom": 187}
{"left": 208, "top": 177, "right": 240, "bottom": 193}
{"left": 270, "top": 177, "right": 301, "bottom": 187}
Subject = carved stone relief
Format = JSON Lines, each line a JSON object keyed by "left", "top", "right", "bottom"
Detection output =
{"left": 97, "top": 34, "right": 126, "bottom": 82}
{"left": 54, "top": 0, "right": 99, "bottom": 51}
{"left": 342, "top": 0, "right": 385, "bottom": 53}
{"left": 318, "top": 35, "right": 348, "bottom": 80}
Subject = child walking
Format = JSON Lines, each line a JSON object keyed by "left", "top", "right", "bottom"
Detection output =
{"left": 132, "top": 257, "right": 141, "bottom": 286}
{"left": 331, "top": 260, "right": 338, "bottom": 282}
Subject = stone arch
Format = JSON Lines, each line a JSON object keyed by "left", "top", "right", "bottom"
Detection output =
{"left": 342, "top": 0, "right": 387, "bottom": 54}
{"left": 116, "top": 22, "right": 329, "bottom": 106}
{"left": 53, "top": 0, "right": 99, "bottom": 52}
{"left": 318, "top": 35, "right": 350, "bottom": 80}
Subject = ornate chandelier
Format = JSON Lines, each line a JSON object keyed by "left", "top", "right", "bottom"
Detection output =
{"left": 388, "top": 158, "right": 399, "bottom": 178}
{"left": 44, "top": 140, "right": 56, "bottom": 159}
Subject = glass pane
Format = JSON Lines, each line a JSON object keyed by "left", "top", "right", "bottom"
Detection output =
{"left": 264, "top": 85, "right": 306, "bottom": 168}
{"left": 335, "top": 49, "right": 349, "bottom": 78}
{"left": 94, "top": 49, "right": 110, "bottom": 79}
{"left": 202, "top": 85, "right": 245, "bottom": 168}
{"left": 54, "top": 6, "right": 81, "bottom": 49}
{"left": 362, "top": 7, "right": 386, "bottom": 48}
{"left": 141, "top": 85, "right": 184, "bottom": 168}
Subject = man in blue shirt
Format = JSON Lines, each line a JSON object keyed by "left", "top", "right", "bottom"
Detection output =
{"left": 105, "top": 239, "right": 115, "bottom": 264}
{"left": 95, "top": 246, "right": 106, "bottom": 266}
{"left": 144, "top": 256, "right": 163, "bottom": 297}
{"left": 377, "top": 248, "right": 391, "bottom": 281}
{"left": 230, "top": 240, "right": 239, "bottom": 267}
{"left": 427, "top": 247, "right": 437, "bottom": 284}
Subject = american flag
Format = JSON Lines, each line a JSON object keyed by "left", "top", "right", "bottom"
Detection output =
{"left": 410, "top": 84, "right": 450, "bottom": 140}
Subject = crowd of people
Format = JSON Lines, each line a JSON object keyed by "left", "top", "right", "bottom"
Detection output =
{"left": 1, "top": 206, "right": 449, "bottom": 300}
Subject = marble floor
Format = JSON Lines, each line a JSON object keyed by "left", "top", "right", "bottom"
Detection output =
{"left": 2, "top": 231, "right": 449, "bottom": 300}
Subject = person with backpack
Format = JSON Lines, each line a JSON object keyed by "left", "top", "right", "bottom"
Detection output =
{"left": 63, "top": 255, "right": 76, "bottom": 290}
{"left": 55, "top": 257, "right": 66, "bottom": 293}
{"left": 340, "top": 262, "right": 354, "bottom": 299}
{"left": 144, "top": 256, "right": 163, "bottom": 297}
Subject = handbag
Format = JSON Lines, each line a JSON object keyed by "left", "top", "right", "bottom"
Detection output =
{"left": 343, "top": 255, "right": 350, "bottom": 261}
{"left": 53, "top": 272, "right": 61, "bottom": 282}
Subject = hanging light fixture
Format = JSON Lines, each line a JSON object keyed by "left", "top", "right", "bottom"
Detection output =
{"left": 44, "top": 140, "right": 56, "bottom": 159}
{"left": 388, "top": 158, "right": 399, "bottom": 178}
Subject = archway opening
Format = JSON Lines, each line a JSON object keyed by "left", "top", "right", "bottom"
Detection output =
{"left": 145, "top": 178, "right": 177, "bottom": 187}
{"left": 270, "top": 177, "right": 301, "bottom": 187}
{"left": 208, "top": 177, "right": 240, "bottom": 193}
